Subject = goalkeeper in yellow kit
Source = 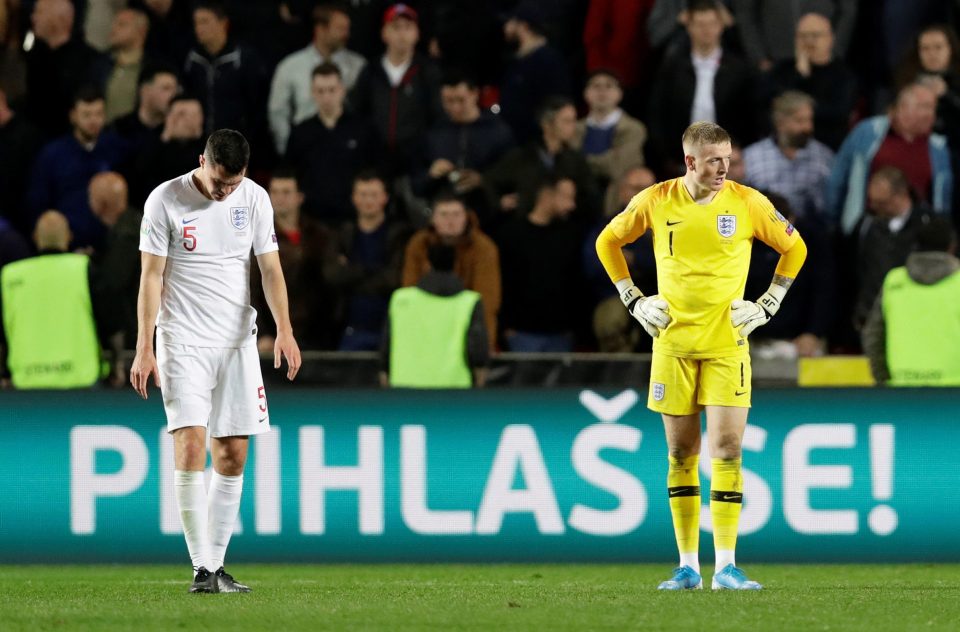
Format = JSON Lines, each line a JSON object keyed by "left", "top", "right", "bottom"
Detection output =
{"left": 596, "top": 122, "right": 807, "bottom": 590}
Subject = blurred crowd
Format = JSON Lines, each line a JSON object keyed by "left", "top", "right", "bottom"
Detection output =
{"left": 2, "top": 0, "right": 960, "bottom": 380}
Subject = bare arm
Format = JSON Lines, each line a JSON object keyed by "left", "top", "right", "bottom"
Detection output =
{"left": 256, "top": 250, "right": 302, "bottom": 380}
{"left": 130, "top": 252, "right": 166, "bottom": 398}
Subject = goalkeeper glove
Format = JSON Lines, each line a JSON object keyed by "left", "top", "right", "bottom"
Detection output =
{"left": 731, "top": 284, "right": 787, "bottom": 337}
{"left": 620, "top": 284, "right": 671, "bottom": 338}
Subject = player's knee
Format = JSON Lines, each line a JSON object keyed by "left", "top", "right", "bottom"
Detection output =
{"left": 176, "top": 442, "right": 206, "bottom": 470}
{"left": 711, "top": 432, "right": 742, "bottom": 459}
{"left": 214, "top": 453, "right": 246, "bottom": 475}
{"left": 668, "top": 444, "right": 699, "bottom": 460}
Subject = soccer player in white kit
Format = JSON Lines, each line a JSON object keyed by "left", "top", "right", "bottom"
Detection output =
{"left": 130, "top": 130, "right": 302, "bottom": 593}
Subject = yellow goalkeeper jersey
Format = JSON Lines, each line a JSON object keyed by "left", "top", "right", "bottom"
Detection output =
{"left": 597, "top": 177, "right": 802, "bottom": 359}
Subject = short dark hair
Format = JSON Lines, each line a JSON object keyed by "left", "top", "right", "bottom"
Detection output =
{"left": 353, "top": 169, "right": 386, "bottom": 188}
{"left": 688, "top": 0, "right": 724, "bottom": 16}
{"left": 271, "top": 165, "right": 300, "bottom": 188}
{"left": 915, "top": 216, "right": 956, "bottom": 252}
{"left": 193, "top": 0, "right": 228, "bottom": 20}
{"left": 72, "top": 84, "right": 104, "bottom": 107}
{"left": 537, "top": 95, "right": 574, "bottom": 126}
{"left": 427, "top": 243, "right": 456, "bottom": 272}
{"left": 872, "top": 166, "right": 911, "bottom": 196}
{"left": 432, "top": 188, "right": 466, "bottom": 209}
{"left": 312, "top": 61, "right": 342, "bottom": 80}
{"left": 585, "top": 68, "right": 622, "bottom": 86}
{"left": 204, "top": 129, "right": 249, "bottom": 175}
{"left": 534, "top": 172, "right": 563, "bottom": 194}
{"left": 313, "top": 3, "right": 348, "bottom": 27}
{"left": 440, "top": 67, "right": 478, "bottom": 90}
{"left": 138, "top": 61, "right": 179, "bottom": 88}
{"left": 169, "top": 93, "right": 202, "bottom": 108}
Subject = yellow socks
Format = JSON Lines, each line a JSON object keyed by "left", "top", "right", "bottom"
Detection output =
{"left": 667, "top": 455, "right": 700, "bottom": 571}
{"left": 710, "top": 458, "right": 743, "bottom": 570}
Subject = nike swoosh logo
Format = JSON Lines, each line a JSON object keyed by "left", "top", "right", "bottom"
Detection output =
{"left": 666, "top": 220, "right": 683, "bottom": 226}
{"left": 182, "top": 217, "right": 198, "bottom": 224}
{"left": 258, "top": 417, "right": 267, "bottom": 423}
{"left": 735, "top": 390, "right": 747, "bottom": 396}
{"left": 721, "top": 494, "right": 741, "bottom": 501}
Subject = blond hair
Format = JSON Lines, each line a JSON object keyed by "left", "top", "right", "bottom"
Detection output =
{"left": 682, "top": 122, "right": 731, "bottom": 153}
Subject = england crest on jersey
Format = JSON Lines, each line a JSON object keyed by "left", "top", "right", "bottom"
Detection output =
{"left": 717, "top": 214, "right": 736, "bottom": 237}
{"left": 230, "top": 207, "right": 250, "bottom": 230}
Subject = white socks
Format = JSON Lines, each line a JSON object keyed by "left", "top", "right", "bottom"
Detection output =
{"left": 174, "top": 470, "right": 209, "bottom": 571}
{"left": 680, "top": 552, "right": 700, "bottom": 574}
{"left": 207, "top": 471, "right": 244, "bottom": 571}
{"left": 175, "top": 469, "right": 245, "bottom": 572}
{"left": 716, "top": 549, "right": 736, "bottom": 572}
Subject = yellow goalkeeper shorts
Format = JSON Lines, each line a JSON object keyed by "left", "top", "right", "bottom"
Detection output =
{"left": 647, "top": 351, "right": 752, "bottom": 416}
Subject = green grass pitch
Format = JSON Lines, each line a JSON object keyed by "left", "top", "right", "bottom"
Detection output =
{"left": 2, "top": 564, "right": 958, "bottom": 631}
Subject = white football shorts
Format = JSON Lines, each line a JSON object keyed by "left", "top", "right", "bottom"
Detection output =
{"left": 157, "top": 340, "right": 270, "bottom": 437}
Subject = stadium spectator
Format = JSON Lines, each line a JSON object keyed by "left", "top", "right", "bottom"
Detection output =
{"left": 0, "top": 87, "right": 41, "bottom": 232}
{"left": 827, "top": 82, "right": 952, "bottom": 235}
{"left": 381, "top": 243, "right": 489, "bottom": 388}
{"left": 573, "top": 69, "right": 648, "bottom": 218}
{"left": 268, "top": 3, "right": 366, "bottom": 155}
{"left": 285, "top": 63, "right": 375, "bottom": 226}
{"left": 134, "top": 0, "right": 193, "bottom": 68}
{"left": 86, "top": 172, "right": 141, "bottom": 381}
{"left": 103, "top": 8, "right": 150, "bottom": 123}
{"left": 348, "top": 4, "right": 442, "bottom": 179}
{"left": 647, "top": 0, "right": 756, "bottom": 176}
{"left": 26, "top": 86, "right": 127, "bottom": 249}
{"left": 583, "top": 0, "right": 656, "bottom": 111}
{"left": 182, "top": 1, "right": 268, "bottom": 142}
{"left": 251, "top": 170, "right": 333, "bottom": 351}
{"left": 486, "top": 96, "right": 598, "bottom": 223}
{"left": 895, "top": 25, "right": 960, "bottom": 146}
{"left": 401, "top": 191, "right": 501, "bottom": 349}
{"left": 499, "top": 1, "right": 572, "bottom": 144}
{"left": 133, "top": 95, "right": 205, "bottom": 204}
{"left": 112, "top": 63, "right": 180, "bottom": 142}
{"left": 112, "top": 63, "right": 179, "bottom": 186}
{"left": 764, "top": 12, "right": 858, "bottom": 150}
{"left": 497, "top": 176, "right": 583, "bottom": 352}
{"left": 647, "top": 0, "right": 737, "bottom": 57}
{"left": 743, "top": 91, "right": 835, "bottom": 219}
{"left": 896, "top": 25, "right": 960, "bottom": 230}
{"left": 25, "top": 0, "right": 108, "bottom": 137}
{"left": 732, "top": 0, "right": 856, "bottom": 72}
{"left": 863, "top": 216, "right": 960, "bottom": 386}
{"left": 850, "top": 167, "right": 933, "bottom": 330}
{"left": 416, "top": 69, "right": 515, "bottom": 225}
{"left": 743, "top": 192, "right": 833, "bottom": 358}
{"left": 1, "top": 210, "right": 103, "bottom": 389}
{"left": 323, "top": 172, "right": 409, "bottom": 351}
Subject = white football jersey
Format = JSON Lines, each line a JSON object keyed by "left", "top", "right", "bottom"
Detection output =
{"left": 140, "top": 172, "right": 278, "bottom": 348}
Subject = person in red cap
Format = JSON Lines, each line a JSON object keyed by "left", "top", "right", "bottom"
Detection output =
{"left": 349, "top": 3, "right": 442, "bottom": 180}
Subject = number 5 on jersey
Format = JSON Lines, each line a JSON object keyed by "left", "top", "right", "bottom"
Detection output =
{"left": 183, "top": 225, "right": 197, "bottom": 251}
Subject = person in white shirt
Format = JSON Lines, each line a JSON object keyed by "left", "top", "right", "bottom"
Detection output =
{"left": 130, "top": 129, "right": 301, "bottom": 594}
{"left": 268, "top": 3, "right": 366, "bottom": 154}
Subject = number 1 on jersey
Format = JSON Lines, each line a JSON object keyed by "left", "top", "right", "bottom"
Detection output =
{"left": 183, "top": 225, "right": 197, "bottom": 251}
